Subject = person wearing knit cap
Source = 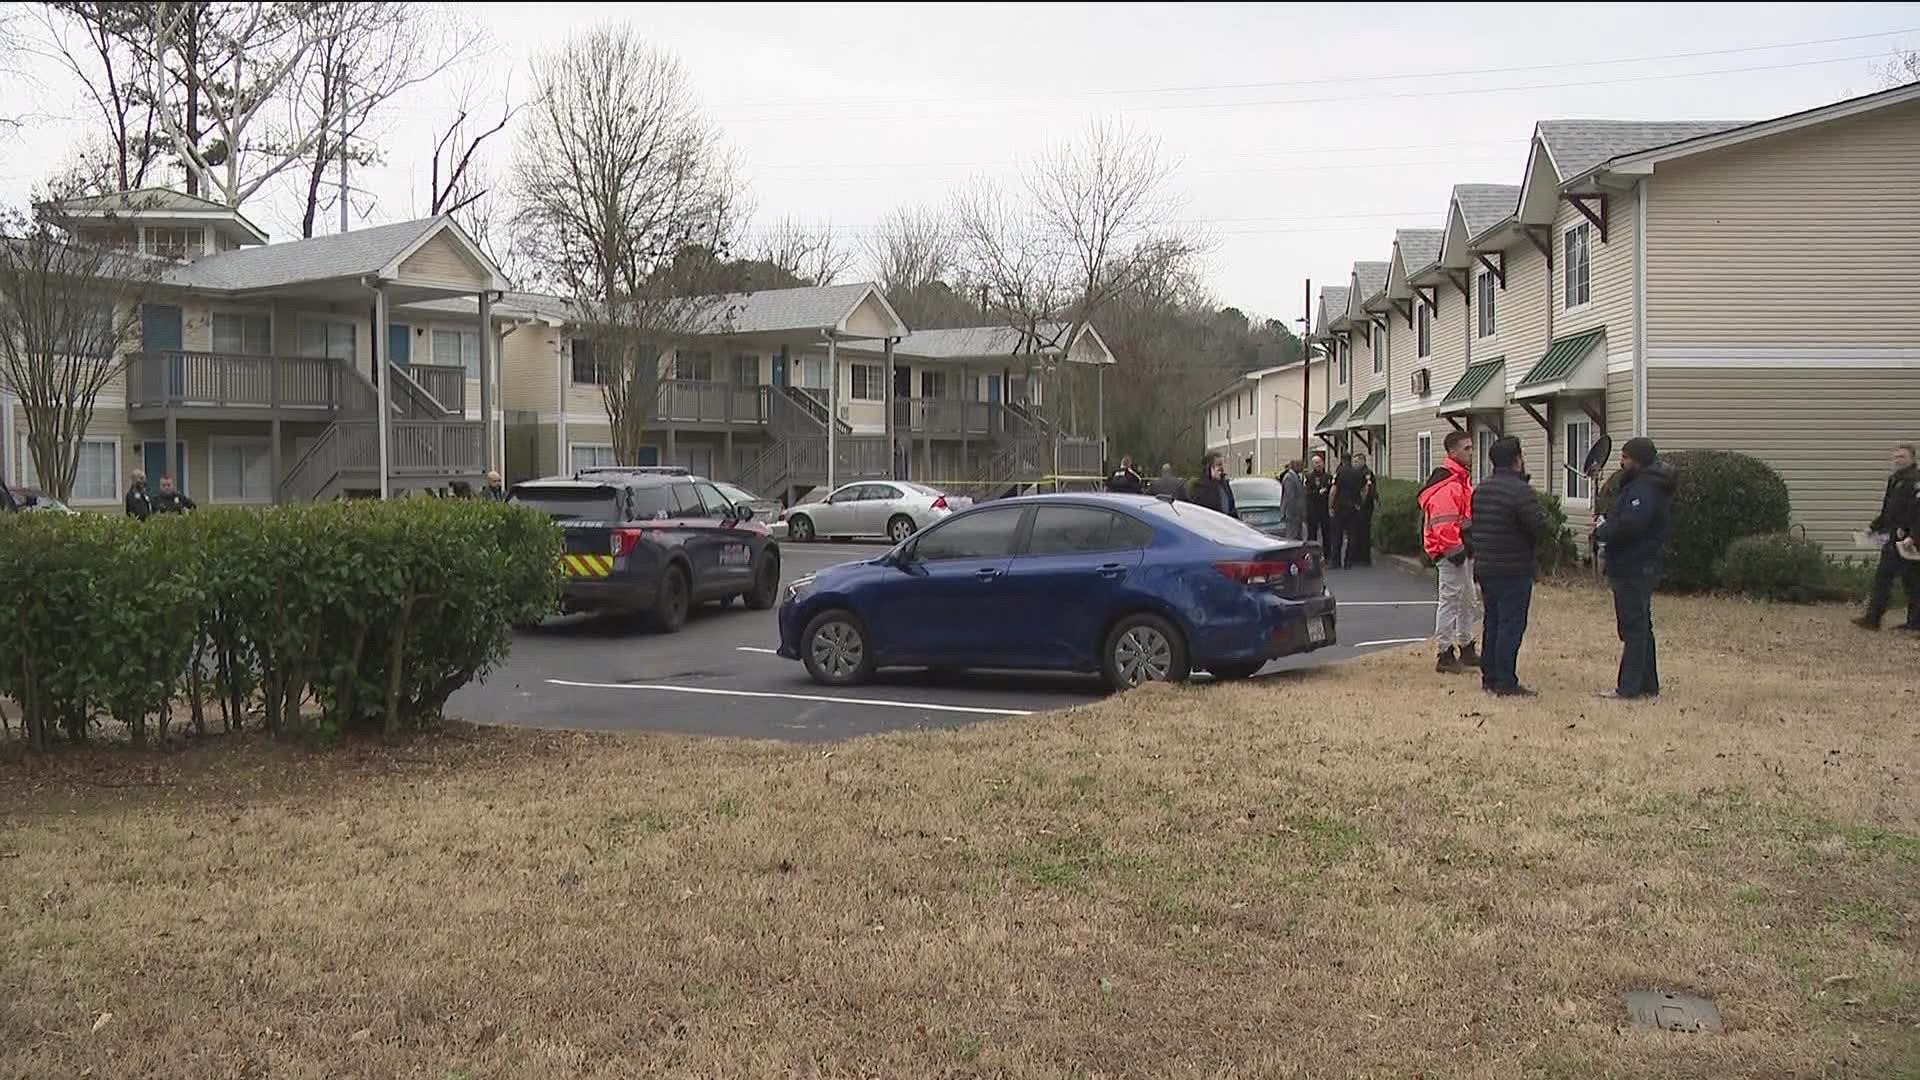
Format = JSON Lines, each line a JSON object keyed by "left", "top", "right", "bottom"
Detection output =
{"left": 1592, "top": 437, "right": 1677, "bottom": 700}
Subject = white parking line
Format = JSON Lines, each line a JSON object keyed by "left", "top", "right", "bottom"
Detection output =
{"left": 1354, "top": 637, "right": 1428, "bottom": 648}
{"left": 545, "top": 679, "right": 1033, "bottom": 717}
{"left": 1339, "top": 600, "right": 1437, "bottom": 606}
{"left": 735, "top": 646, "right": 778, "bottom": 655}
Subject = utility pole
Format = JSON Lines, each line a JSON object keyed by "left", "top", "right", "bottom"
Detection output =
{"left": 1301, "top": 278, "right": 1311, "bottom": 464}
{"left": 338, "top": 62, "right": 350, "bottom": 233}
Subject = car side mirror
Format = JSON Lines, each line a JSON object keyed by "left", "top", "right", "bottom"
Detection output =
{"left": 732, "top": 503, "right": 755, "bottom": 522}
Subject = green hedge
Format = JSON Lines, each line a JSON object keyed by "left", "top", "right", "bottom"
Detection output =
{"left": 0, "top": 500, "right": 560, "bottom": 749}
{"left": 1717, "top": 532, "right": 1837, "bottom": 603}
{"left": 1374, "top": 474, "right": 1577, "bottom": 575}
{"left": 1663, "top": 449, "right": 1791, "bottom": 591}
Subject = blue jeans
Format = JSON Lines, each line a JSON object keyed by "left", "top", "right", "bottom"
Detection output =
{"left": 1478, "top": 574, "right": 1533, "bottom": 690}
{"left": 1610, "top": 569, "right": 1660, "bottom": 696}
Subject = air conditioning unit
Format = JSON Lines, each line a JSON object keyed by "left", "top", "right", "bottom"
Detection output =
{"left": 838, "top": 404, "right": 851, "bottom": 421}
{"left": 1410, "top": 368, "right": 1431, "bottom": 396}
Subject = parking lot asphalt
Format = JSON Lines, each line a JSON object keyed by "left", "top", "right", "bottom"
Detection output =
{"left": 446, "top": 542, "right": 1442, "bottom": 742}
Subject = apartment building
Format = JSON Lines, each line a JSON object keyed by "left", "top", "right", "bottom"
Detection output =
{"left": 1284, "top": 80, "right": 1920, "bottom": 552}
{"left": 1343, "top": 261, "right": 1390, "bottom": 466}
{"left": 1201, "top": 352, "right": 1331, "bottom": 473}
{"left": 1310, "top": 285, "right": 1350, "bottom": 454}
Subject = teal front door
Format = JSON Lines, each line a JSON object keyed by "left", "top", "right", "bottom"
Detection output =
{"left": 142, "top": 440, "right": 187, "bottom": 491}
{"left": 143, "top": 304, "right": 184, "bottom": 396}
{"left": 387, "top": 324, "right": 411, "bottom": 367}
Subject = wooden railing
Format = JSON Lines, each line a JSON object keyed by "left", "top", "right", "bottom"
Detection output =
{"left": 653, "top": 380, "right": 770, "bottom": 425}
{"left": 277, "top": 420, "right": 487, "bottom": 503}
{"left": 893, "top": 397, "right": 996, "bottom": 436}
{"left": 405, "top": 363, "right": 466, "bottom": 414}
{"left": 128, "top": 351, "right": 337, "bottom": 411}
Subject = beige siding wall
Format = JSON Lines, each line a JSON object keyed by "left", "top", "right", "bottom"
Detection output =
{"left": 1553, "top": 186, "right": 1637, "bottom": 356}
{"left": 1493, "top": 241, "right": 1552, "bottom": 393}
{"left": 1645, "top": 99, "right": 1920, "bottom": 347}
{"left": 397, "top": 232, "right": 490, "bottom": 286}
{"left": 1421, "top": 278, "right": 1472, "bottom": 411}
{"left": 501, "top": 324, "right": 562, "bottom": 415}
{"left": 1606, "top": 369, "right": 1634, "bottom": 439}
{"left": 1648, "top": 365, "right": 1920, "bottom": 553}
{"left": 1349, "top": 317, "right": 1385, "bottom": 407}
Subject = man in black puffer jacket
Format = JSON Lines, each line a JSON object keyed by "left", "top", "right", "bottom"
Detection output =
{"left": 1593, "top": 437, "right": 1677, "bottom": 699}
{"left": 1467, "top": 435, "right": 1548, "bottom": 696}
{"left": 1855, "top": 443, "right": 1920, "bottom": 632}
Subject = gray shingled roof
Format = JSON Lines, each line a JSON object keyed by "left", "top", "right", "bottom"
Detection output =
{"left": 690, "top": 282, "right": 885, "bottom": 335}
{"left": 44, "top": 187, "right": 269, "bottom": 241}
{"left": 1315, "top": 286, "right": 1350, "bottom": 335}
{"left": 842, "top": 323, "right": 1088, "bottom": 360}
{"left": 1453, "top": 184, "right": 1519, "bottom": 236}
{"left": 1394, "top": 228, "right": 1444, "bottom": 274}
{"left": 1537, "top": 119, "right": 1743, "bottom": 179}
{"left": 166, "top": 217, "right": 442, "bottom": 291}
{"left": 1351, "top": 261, "right": 1389, "bottom": 303}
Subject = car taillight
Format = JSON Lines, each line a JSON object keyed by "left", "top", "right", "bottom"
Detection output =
{"left": 610, "top": 528, "right": 641, "bottom": 558}
{"left": 931, "top": 496, "right": 948, "bottom": 510}
{"left": 1214, "top": 554, "right": 1313, "bottom": 587}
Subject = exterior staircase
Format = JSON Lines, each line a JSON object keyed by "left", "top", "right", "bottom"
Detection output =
{"left": 277, "top": 362, "right": 485, "bottom": 502}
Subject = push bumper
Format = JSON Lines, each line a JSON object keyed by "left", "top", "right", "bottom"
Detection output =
{"left": 558, "top": 576, "right": 659, "bottom": 615}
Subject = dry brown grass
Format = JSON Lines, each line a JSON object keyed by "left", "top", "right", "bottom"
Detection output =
{"left": 2, "top": 582, "right": 1917, "bottom": 1079}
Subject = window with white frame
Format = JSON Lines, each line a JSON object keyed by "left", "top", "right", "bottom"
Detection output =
{"left": 673, "top": 351, "right": 714, "bottom": 382}
{"left": 1235, "top": 394, "right": 1241, "bottom": 420}
{"left": 433, "top": 329, "right": 481, "bottom": 378}
{"left": 1416, "top": 303, "right": 1432, "bottom": 358}
{"left": 1337, "top": 341, "right": 1349, "bottom": 385}
{"left": 1564, "top": 418, "right": 1595, "bottom": 500}
{"left": 212, "top": 311, "right": 271, "bottom": 356}
{"left": 569, "top": 338, "right": 610, "bottom": 385}
{"left": 1564, "top": 223, "right": 1592, "bottom": 309}
{"left": 731, "top": 353, "right": 760, "bottom": 386}
{"left": 210, "top": 438, "right": 273, "bottom": 502}
{"left": 849, "top": 363, "right": 884, "bottom": 401}
{"left": 797, "top": 355, "right": 829, "bottom": 390}
{"left": 1476, "top": 269, "right": 1497, "bottom": 338}
{"left": 1417, "top": 432, "right": 1433, "bottom": 479}
{"left": 298, "top": 319, "right": 355, "bottom": 361}
{"left": 568, "top": 443, "right": 617, "bottom": 472}
{"left": 1371, "top": 323, "right": 1383, "bottom": 373}
{"left": 18, "top": 435, "right": 118, "bottom": 502}
{"left": 143, "top": 227, "right": 203, "bottom": 260}
{"left": 920, "top": 369, "right": 948, "bottom": 399}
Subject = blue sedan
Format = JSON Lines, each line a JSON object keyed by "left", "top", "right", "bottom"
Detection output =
{"left": 776, "top": 494, "right": 1336, "bottom": 690}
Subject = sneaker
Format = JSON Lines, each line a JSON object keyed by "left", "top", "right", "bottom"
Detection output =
{"left": 1898, "top": 623, "right": 1920, "bottom": 633}
{"left": 1852, "top": 614, "right": 1883, "bottom": 631}
{"left": 1458, "top": 643, "right": 1480, "bottom": 669}
{"left": 1436, "top": 649, "right": 1460, "bottom": 674}
{"left": 1597, "top": 689, "right": 1641, "bottom": 701}
{"left": 1490, "top": 685, "right": 1538, "bottom": 698}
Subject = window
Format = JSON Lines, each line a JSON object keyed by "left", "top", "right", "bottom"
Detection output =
{"left": 1478, "top": 425, "right": 1496, "bottom": 483}
{"left": 18, "top": 436, "right": 118, "bottom": 502}
{"left": 731, "top": 353, "right": 760, "bottom": 386}
{"left": 1371, "top": 324, "right": 1384, "bottom": 373}
{"left": 850, "top": 363, "right": 884, "bottom": 401}
{"left": 797, "top": 355, "right": 829, "bottom": 390}
{"left": 911, "top": 507, "right": 1024, "bottom": 562}
{"left": 211, "top": 439, "right": 272, "bottom": 502}
{"left": 55, "top": 303, "right": 118, "bottom": 357}
{"left": 570, "top": 338, "right": 609, "bottom": 385}
{"left": 212, "top": 311, "right": 271, "bottom": 356}
{"left": 1564, "top": 419, "right": 1595, "bottom": 500}
{"left": 1416, "top": 303, "right": 1432, "bottom": 358}
{"left": 433, "top": 329, "right": 481, "bottom": 378}
{"left": 1337, "top": 342, "right": 1349, "bottom": 385}
{"left": 1235, "top": 395, "right": 1241, "bottom": 419}
{"left": 1564, "top": 223, "right": 1592, "bottom": 309}
{"left": 298, "top": 319, "right": 355, "bottom": 361}
{"left": 568, "top": 443, "right": 617, "bottom": 472}
{"left": 673, "top": 351, "right": 714, "bottom": 382}
{"left": 143, "top": 227, "right": 203, "bottom": 260}
{"left": 1417, "top": 432, "right": 1433, "bottom": 480}
{"left": 1476, "top": 269, "right": 1497, "bottom": 338}
{"left": 1024, "top": 507, "right": 1151, "bottom": 556}
{"left": 920, "top": 369, "right": 947, "bottom": 399}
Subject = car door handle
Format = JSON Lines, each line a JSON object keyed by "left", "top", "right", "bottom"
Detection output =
{"left": 1097, "top": 563, "right": 1128, "bottom": 578}
{"left": 975, "top": 568, "right": 1002, "bottom": 580}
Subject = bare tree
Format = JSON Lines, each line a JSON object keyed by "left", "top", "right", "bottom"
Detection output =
{"left": 428, "top": 69, "right": 521, "bottom": 267}
{"left": 0, "top": 202, "right": 157, "bottom": 502}
{"left": 864, "top": 203, "right": 956, "bottom": 297}
{"left": 1878, "top": 49, "right": 1920, "bottom": 88}
{"left": 34, "top": 3, "right": 162, "bottom": 187}
{"left": 752, "top": 215, "right": 852, "bottom": 287}
{"left": 512, "top": 25, "right": 743, "bottom": 463}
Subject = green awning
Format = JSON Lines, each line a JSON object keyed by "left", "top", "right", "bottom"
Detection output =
{"left": 1312, "top": 400, "right": 1348, "bottom": 434}
{"left": 1516, "top": 327, "right": 1606, "bottom": 397}
{"left": 1345, "top": 389, "right": 1387, "bottom": 427}
{"left": 1440, "top": 359, "right": 1506, "bottom": 413}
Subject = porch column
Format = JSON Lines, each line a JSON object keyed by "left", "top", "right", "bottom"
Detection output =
{"left": 826, "top": 333, "right": 838, "bottom": 490}
{"left": 375, "top": 282, "right": 392, "bottom": 498}
{"left": 270, "top": 417, "right": 283, "bottom": 505}
{"left": 1096, "top": 365, "right": 1106, "bottom": 466}
{"left": 723, "top": 429, "right": 733, "bottom": 480}
{"left": 478, "top": 290, "right": 495, "bottom": 473}
{"left": 163, "top": 410, "right": 177, "bottom": 486}
{"left": 883, "top": 336, "right": 897, "bottom": 481}
{"left": 959, "top": 364, "right": 970, "bottom": 478}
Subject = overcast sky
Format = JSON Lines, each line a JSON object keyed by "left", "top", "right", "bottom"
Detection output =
{"left": 4, "top": 2, "right": 1917, "bottom": 323}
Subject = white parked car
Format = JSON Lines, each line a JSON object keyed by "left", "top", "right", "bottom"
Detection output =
{"left": 782, "top": 481, "right": 973, "bottom": 544}
{"left": 712, "top": 481, "right": 787, "bottom": 540}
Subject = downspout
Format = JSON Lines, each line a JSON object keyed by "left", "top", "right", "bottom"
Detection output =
{"left": 1633, "top": 178, "right": 1649, "bottom": 437}
{"left": 1542, "top": 230, "right": 1555, "bottom": 497}
{"left": 1382, "top": 314, "right": 1392, "bottom": 477}
{"left": 554, "top": 323, "right": 567, "bottom": 475}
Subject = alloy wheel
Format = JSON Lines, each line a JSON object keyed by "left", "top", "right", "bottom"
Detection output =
{"left": 889, "top": 516, "right": 915, "bottom": 543}
{"left": 810, "top": 621, "right": 865, "bottom": 681}
{"left": 1114, "top": 625, "right": 1173, "bottom": 686}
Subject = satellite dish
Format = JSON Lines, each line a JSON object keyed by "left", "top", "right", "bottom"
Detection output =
{"left": 1568, "top": 433, "right": 1613, "bottom": 484}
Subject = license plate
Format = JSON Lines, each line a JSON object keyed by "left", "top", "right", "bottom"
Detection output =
{"left": 1306, "top": 618, "right": 1328, "bottom": 644}
{"left": 719, "top": 543, "right": 752, "bottom": 566}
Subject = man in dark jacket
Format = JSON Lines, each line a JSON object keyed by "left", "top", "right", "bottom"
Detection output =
{"left": 1592, "top": 437, "right": 1677, "bottom": 699}
{"left": 1468, "top": 435, "right": 1548, "bottom": 696}
{"left": 151, "top": 474, "right": 196, "bottom": 514}
{"left": 1305, "top": 452, "right": 1332, "bottom": 548}
{"left": 1150, "top": 463, "right": 1185, "bottom": 500}
{"left": 1278, "top": 460, "right": 1308, "bottom": 540}
{"left": 1189, "top": 453, "right": 1236, "bottom": 517}
{"left": 1330, "top": 453, "right": 1368, "bottom": 568}
{"left": 481, "top": 470, "right": 509, "bottom": 501}
{"left": 1106, "top": 455, "right": 1144, "bottom": 495}
{"left": 124, "top": 469, "right": 152, "bottom": 520}
{"left": 1855, "top": 443, "right": 1920, "bottom": 632}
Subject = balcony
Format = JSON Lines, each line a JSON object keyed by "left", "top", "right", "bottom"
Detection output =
{"left": 128, "top": 350, "right": 340, "bottom": 419}
{"left": 653, "top": 380, "right": 771, "bottom": 426}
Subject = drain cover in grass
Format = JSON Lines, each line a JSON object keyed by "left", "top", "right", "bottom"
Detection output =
{"left": 1624, "top": 991, "right": 1723, "bottom": 1033}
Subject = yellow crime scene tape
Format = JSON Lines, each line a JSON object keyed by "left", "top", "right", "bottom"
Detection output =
{"left": 561, "top": 553, "right": 615, "bottom": 578}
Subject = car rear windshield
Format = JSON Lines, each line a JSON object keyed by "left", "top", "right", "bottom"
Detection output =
{"left": 1231, "top": 477, "right": 1284, "bottom": 502}
{"left": 1237, "top": 506, "right": 1286, "bottom": 526}
{"left": 510, "top": 484, "right": 676, "bottom": 522}
{"left": 901, "top": 482, "right": 944, "bottom": 497}
{"left": 1156, "top": 502, "right": 1283, "bottom": 549}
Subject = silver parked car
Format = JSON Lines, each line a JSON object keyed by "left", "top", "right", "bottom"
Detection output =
{"left": 712, "top": 481, "right": 787, "bottom": 540}
{"left": 783, "top": 481, "right": 973, "bottom": 544}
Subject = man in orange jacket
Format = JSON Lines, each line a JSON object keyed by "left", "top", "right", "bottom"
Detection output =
{"left": 1418, "top": 429, "right": 1480, "bottom": 673}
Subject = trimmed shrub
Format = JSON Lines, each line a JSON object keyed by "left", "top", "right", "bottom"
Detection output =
{"left": 1372, "top": 477, "right": 1422, "bottom": 556}
{"left": 1717, "top": 532, "right": 1838, "bottom": 603}
{"left": 1662, "top": 449, "right": 1791, "bottom": 591}
{"left": 0, "top": 500, "right": 560, "bottom": 749}
{"left": 1534, "top": 491, "right": 1580, "bottom": 576}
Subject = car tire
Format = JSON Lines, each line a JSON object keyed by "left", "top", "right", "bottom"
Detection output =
{"left": 887, "top": 514, "right": 917, "bottom": 543}
{"left": 1101, "top": 614, "right": 1190, "bottom": 691}
{"left": 744, "top": 555, "right": 781, "bottom": 610}
{"left": 1207, "top": 661, "right": 1265, "bottom": 682}
{"left": 787, "top": 514, "right": 815, "bottom": 543}
{"left": 648, "top": 565, "right": 691, "bottom": 634}
{"left": 801, "top": 609, "right": 875, "bottom": 686}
